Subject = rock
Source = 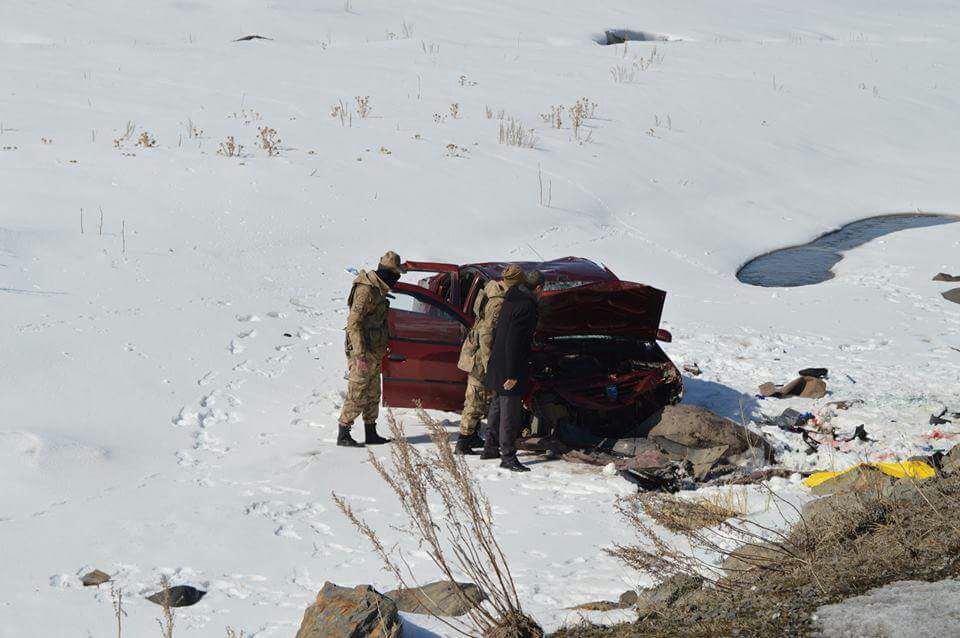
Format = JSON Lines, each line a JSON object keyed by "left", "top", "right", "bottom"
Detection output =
{"left": 942, "top": 288, "right": 960, "bottom": 305}
{"left": 81, "top": 569, "right": 110, "bottom": 587}
{"left": 568, "top": 600, "right": 620, "bottom": 611}
{"left": 933, "top": 272, "right": 960, "bottom": 282}
{"left": 647, "top": 404, "right": 773, "bottom": 459}
{"left": 146, "top": 585, "right": 206, "bottom": 608}
{"left": 618, "top": 589, "right": 639, "bottom": 607}
{"left": 384, "top": 580, "right": 485, "bottom": 617}
{"left": 568, "top": 589, "right": 639, "bottom": 612}
{"left": 798, "top": 367, "right": 828, "bottom": 379}
{"left": 296, "top": 582, "right": 401, "bottom": 638}
{"left": 939, "top": 443, "right": 960, "bottom": 476}
{"left": 808, "top": 466, "right": 894, "bottom": 497}
{"left": 720, "top": 541, "right": 785, "bottom": 574}
{"left": 759, "top": 376, "right": 827, "bottom": 399}
{"left": 635, "top": 575, "right": 703, "bottom": 614}
{"left": 682, "top": 363, "right": 702, "bottom": 376}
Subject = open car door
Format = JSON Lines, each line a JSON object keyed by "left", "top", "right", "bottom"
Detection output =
{"left": 382, "top": 282, "right": 471, "bottom": 412}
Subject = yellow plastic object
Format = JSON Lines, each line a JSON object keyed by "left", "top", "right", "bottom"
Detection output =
{"left": 803, "top": 461, "right": 937, "bottom": 488}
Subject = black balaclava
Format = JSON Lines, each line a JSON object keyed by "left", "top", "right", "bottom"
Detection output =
{"left": 376, "top": 267, "right": 401, "bottom": 288}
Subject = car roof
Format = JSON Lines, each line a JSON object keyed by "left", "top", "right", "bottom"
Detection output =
{"left": 465, "top": 257, "right": 616, "bottom": 282}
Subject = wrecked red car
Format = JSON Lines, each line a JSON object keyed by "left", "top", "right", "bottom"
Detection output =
{"left": 382, "top": 257, "right": 683, "bottom": 438}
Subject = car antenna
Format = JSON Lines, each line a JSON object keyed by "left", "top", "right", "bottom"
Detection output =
{"left": 526, "top": 243, "right": 544, "bottom": 261}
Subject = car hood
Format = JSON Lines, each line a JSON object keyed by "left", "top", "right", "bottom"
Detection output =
{"left": 537, "top": 280, "right": 666, "bottom": 339}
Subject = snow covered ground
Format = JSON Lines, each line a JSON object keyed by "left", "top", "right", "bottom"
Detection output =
{"left": 2, "top": 1, "right": 959, "bottom": 635}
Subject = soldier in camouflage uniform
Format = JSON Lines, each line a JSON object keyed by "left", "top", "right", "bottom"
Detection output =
{"left": 453, "top": 264, "right": 524, "bottom": 454}
{"left": 337, "top": 251, "right": 406, "bottom": 447}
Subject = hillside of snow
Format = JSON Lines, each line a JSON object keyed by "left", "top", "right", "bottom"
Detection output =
{"left": 2, "top": 1, "right": 959, "bottom": 635}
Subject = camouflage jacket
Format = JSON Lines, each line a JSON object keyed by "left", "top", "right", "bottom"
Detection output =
{"left": 344, "top": 270, "right": 391, "bottom": 359}
{"left": 457, "top": 279, "right": 509, "bottom": 380}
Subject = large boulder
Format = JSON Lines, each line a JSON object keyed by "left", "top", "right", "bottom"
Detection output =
{"left": 941, "top": 443, "right": 960, "bottom": 475}
{"left": 384, "top": 581, "right": 485, "bottom": 617}
{"left": 808, "top": 465, "right": 894, "bottom": 497}
{"left": 296, "top": 582, "right": 401, "bottom": 638}
{"left": 646, "top": 405, "right": 773, "bottom": 459}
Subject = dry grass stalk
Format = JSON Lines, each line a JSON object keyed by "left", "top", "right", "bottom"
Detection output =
{"left": 225, "top": 627, "right": 245, "bottom": 638}
{"left": 113, "top": 121, "right": 136, "bottom": 148}
{"left": 217, "top": 136, "right": 243, "bottom": 157}
{"left": 156, "top": 575, "right": 175, "bottom": 638}
{"left": 334, "top": 408, "right": 542, "bottom": 638}
{"left": 330, "top": 100, "right": 351, "bottom": 127}
{"left": 450, "top": 102, "right": 461, "bottom": 119}
{"left": 355, "top": 95, "right": 372, "bottom": 119}
{"left": 110, "top": 584, "right": 126, "bottom": 638}
{"left": 484, "top": 105, "right": 494, "bottom": 119}
{"left": 568, "top": 98, "right": 596, "bottom": 140}
{"left": 136, "top": 131, "right": 157, "bottom": 148}
{"left": 258, "top": 126, "right": 281, "bottom": 156}
{"left": 498, "top": 119, "right": 537, "bottom": 148}
{"left": 539, "top": 106, "right": 562, "bottom": 129}
{"left": 607, "top": 485, "right": 812, "bottom": 591}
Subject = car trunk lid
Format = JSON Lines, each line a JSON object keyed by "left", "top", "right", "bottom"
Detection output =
{"left": 536, "top": 280, "right": 666, "bottom": 340}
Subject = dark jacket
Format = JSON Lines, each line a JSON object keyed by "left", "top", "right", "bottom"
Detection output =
{"left": 485, "top": 285, "right": 539, "bottom": 396}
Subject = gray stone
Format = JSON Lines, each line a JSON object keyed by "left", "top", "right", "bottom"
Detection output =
{"left": 296, "top": 582, "right": 400, "bottom": 638}
{"left": 385, "top": 580, "right": 484, "bottom": 617}
{"left": 933, "top": 272, "right": 960, "bottom": 282}
{"left": 81, "top": 569, "right": 110, "bottom": 587}
{"left": 942, "top": 288, "right": 960, "bottom": 305}
{"left": 808, "top": 466, "right": 894, "bottom": 497}
{"left": 635, "top": 574, "right": 704, "bottom": 614}
{"left": 943, "top": 443, "right": 960, "bottom": 475}
{"left": 146, "top": 585, "right": 206, "bottom": 608}
{"left": 647, "top": 404, "right": 773, "bottom": 459}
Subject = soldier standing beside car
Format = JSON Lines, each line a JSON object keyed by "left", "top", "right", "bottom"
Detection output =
{"left": 454, "top": 264, "right": 525, "bottom": 455}
{"left": 482, "top": 270, "right": 546, "bottom": 472}
{"left": 336, "top": 251, "right": 406, "bottom": 448}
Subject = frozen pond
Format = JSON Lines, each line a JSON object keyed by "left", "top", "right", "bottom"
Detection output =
{"left": 737, "top": 213, "right": 960, "bottom": 287}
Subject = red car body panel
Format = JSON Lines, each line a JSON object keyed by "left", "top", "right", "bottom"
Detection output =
{"left": 381, "top": 258, "right": 683, "bottom": 426}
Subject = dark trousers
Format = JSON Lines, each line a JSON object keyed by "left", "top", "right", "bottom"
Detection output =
{"left": 484, "top": 392, "right": 523, "bottom": 460}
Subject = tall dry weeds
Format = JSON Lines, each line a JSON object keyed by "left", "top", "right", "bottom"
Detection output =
{"left": 334, "top": 409, "right": 542, "bottom": 638}
{"left": 607, "top": 485, "right": 814, "bottom": 591}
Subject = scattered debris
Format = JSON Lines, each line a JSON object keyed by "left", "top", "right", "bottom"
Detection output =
{"left": 81, "top": 569, "right": 110, "bottom": 587}
{"left": 384, "top": 581, "right": 485, "bottom": 617}
{"left": 844, "top": 424, "right": 872, "bottom": 442}
{"left": 827, "top": 399, "right": 863, "bottom": 410}
{"left": 297, "top": 582, "right": 400, "bottom": 638}
{"left": 933, "top": 272, "right": 960, "bottom": 282}
{"left": 758, "top": 375, "right": 827, "bottom": 399}
{"left": 233, "top": 34, "right": 274, "bottom": 42}
{"left": 682, "top": 363, "right": 702, "bottom": 376}
{"left": 146, "top": 585, "right": 206, "bottom": 608}
{"left": 930, "top": 407, "right": 953, "bottom": 425}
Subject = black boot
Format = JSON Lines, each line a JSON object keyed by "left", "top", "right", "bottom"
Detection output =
{"left": 337, "top": 424, "right": 364, "bottom": 448}
{"left": 479, "top": 446, "right": 500, "bottom": 460}
{"left": 500, "top": 456, "right": 531, "bottom": 472}
{"left": 454, "top": 432, "right": 483, "bottom": 455}
{"left": 364, "top": 422, "right": 391, "bottom": 445}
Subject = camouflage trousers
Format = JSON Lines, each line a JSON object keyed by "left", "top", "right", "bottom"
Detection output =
{"left": 460, "top": 375, "right": 491, "bottom": 436}
{"left": 338, "top": 353, "right": 383, "bottom": 427}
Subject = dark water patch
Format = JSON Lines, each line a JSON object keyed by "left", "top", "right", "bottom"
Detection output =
{"left": 737, "top": 213, "right": 960, "bottom": 287}
{"left": 594, "top": 29, "right": 671, "bottom": 45}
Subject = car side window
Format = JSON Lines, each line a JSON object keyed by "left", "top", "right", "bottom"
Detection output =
{"left": 388, "top": 290, "right": 467, "bottom": 344}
